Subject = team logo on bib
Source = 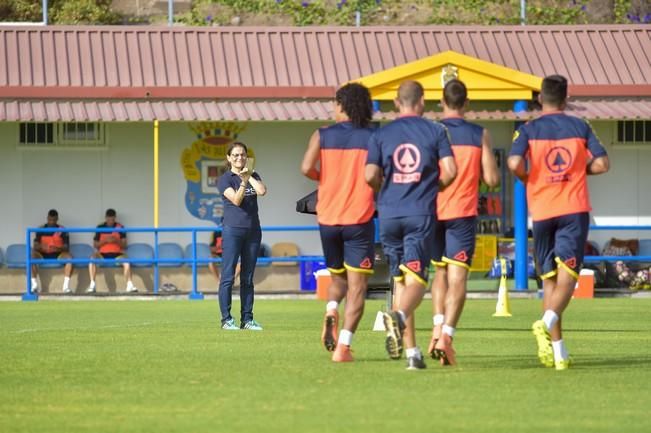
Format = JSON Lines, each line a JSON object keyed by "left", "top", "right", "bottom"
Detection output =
{"left": 544, "top": 146, "right": 573, "bottom": 183}
{"left": 360, "top": 257, "right": 372, "bottom": 269}
{"left": 564, "top": 257, "right": 577, "bottom": 269}
{"left": 454, "top": 251, "right": 468, "bottom": 262}
{"left": 392, "top": 143, "right": 421, "bottom": 183}
{"left": 406, "top": 260, "right": 422, "bottom": 273}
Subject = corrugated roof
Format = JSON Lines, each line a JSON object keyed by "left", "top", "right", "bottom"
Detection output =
{"left": 0, "top": 25, "right": 649, "bottom": 91}
{"left": 2, "top": 99, "right": 648, "bottom": 122}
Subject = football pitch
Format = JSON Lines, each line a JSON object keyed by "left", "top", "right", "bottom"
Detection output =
{"left": 1, "top": 298, "right": 650, "bottom": 433}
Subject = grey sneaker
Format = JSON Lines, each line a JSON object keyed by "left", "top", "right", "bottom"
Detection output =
{"left": 241, "top": 320, "right": 263, "bottom": 331}
{"left": 222, "top": 319, "right": 240, "bottom": 330}
{"left": 406, "top": 355, "right": 427, "bottom": 371}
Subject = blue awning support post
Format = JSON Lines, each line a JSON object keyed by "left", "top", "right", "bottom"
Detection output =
{"left": 513, "top": 100, "right": 529, "bottom": 291}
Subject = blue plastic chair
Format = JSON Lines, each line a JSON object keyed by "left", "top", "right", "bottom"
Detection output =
{"left": 126, "top": 243, "right": 154, "bottom": 268}
{"left": 5, "top": 244, "right": 27, "bottom": 268}
{"left": 157, "top": 243, "right": 184, "bottom": 267}
{"left": 638, "top": 239, "right": 651, "bottom": 257}
{"left": 69, "top": 243, "right": 94, "bottom": 268}
{"left": 257, "top": 243, "right": 271, "bottom": 267}
{"left": 184, "top": 243, "right": 212, "bottom": 268}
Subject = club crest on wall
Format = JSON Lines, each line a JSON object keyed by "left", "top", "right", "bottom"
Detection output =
{"left": 180, "top": 122, "right": 253, "bottom": 224}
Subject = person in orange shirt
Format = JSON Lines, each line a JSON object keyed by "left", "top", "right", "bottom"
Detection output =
{"left": 87, "top": 208, "right": 137, "bottom": 293}
{"left": 427, "top": 79, "right": 500, "bottom": 365}
{"left": 31, "top": 209, "right": 74, "bottom": 294}
{"left": 508, "top": 75, "right": 609, "bottom": 370}
{"left": 301, "top": 82, "right": 376, "bottom": 363}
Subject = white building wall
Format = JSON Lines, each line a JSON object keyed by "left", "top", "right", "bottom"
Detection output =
{"left": 0, "top": 120, "right": 649, "bottom": 257}
{"left": 0, "top": 121, "right": 322, "bottom": 254}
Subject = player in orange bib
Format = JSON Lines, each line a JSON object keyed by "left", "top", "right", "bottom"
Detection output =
{"left": 508, "top": 75, "right": 609, "bottom": 370}
{"left": 301, "top": 83, "right": 376, "bottom": 363}
{"left": 87, "top": 208, "right": 138, "bottom": 294}
{"left": 427, "top": 79, "right": 500, "bottom": 365}
{"left": 31, "top": 209, "right": 74, "bottom": 294}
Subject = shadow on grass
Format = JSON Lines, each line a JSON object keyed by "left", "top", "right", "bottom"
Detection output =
{"left": 413, "top": 327, "right": 648, "bottom": 334}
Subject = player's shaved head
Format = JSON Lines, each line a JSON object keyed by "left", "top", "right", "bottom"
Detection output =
{"left": 397, "top": 80, "right": 424, "bottom": 107}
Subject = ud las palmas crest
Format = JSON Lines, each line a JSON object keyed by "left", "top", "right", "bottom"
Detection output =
{"left": 180, "top": 122, "right": 253, "bottom": 225}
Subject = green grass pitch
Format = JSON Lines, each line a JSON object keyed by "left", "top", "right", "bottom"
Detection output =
{"left": 1, "top": 298, "right": 650, "bottom": 433}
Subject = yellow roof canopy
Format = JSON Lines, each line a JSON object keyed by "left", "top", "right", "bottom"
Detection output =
{"left": 350, "top": 50, "right": 542, "bottom": 101}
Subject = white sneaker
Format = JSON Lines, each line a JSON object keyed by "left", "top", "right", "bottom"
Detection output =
{"left": 62, "top": 286, "right": 72, "bottom": 294}
{"left": 86, "top": 285, "right": 96, "bottom": 293}
{"left": 32, "top": 285, "right": 41, "bottom": 293}
{"left": 126, "top": 283, "right": 138, "bottom": 293}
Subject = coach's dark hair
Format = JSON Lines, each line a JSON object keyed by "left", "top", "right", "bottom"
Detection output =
{"left": 105, "top": 208, "right": 116, "bottom": 217}
{"left": 443, "top": 79, "right": 468, "bottom": 109}
{"left": 227, "top": 141, "right": 248, "bottom": 157}
{"left": 541, "top": 75, "right": 568, "bottom": 107}
{"left": 335, "top": 83, "right": 373, "bottom": 128}
{"left": 47, "top": 209, "right": 58, "bottom": 218}
{"left": 397, "top": 80, "right": 424, "bottom": 107}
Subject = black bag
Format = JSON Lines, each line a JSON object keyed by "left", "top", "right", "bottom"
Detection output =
{"left": 296, "top": 190, "right": 317, "bottom": 215}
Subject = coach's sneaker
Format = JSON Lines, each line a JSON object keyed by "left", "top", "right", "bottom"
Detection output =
{"left": 125, "top": 282, "right": 138, "bottom": 293}
{"left": 428, "top": 324, "right": 443, "bottom": 360}
{"left": 434, "top": 333, "right": 457, "bottom": 366}
{"left": 555, "top": 357, "right": 573, "bottom": 371}
{"left": 383, "top": 311, "right": 405, "bottom": 360}
{"left": 406, "top": 354, "right": 427, "bottom": 370}
{"left": 222, "top": 319, "right": 240, "bottom": 330}
{"left": 321, "top": 310, "right": 339, "bottom": 352}
{"left": 241, "top": 320, "right": 263, "bottom": 331}
{"left": 85, "top": 283, "right": 96, "bottom": 293}
{"left": 332, "top": 344, "right": 354, "bottom": 362}
{"left": 532, "top": 320, "right": 554, "bottom": 367}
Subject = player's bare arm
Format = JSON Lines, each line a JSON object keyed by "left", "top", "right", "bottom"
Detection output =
{"left": 507, "top": 155, "right": 528, "bottom": 184}
{"left": 480, "top": 129, "right": 500, "bottom": 188}
{"left": 364, "top": 163, "right": 382, "bottom": 192}
{"left": 301, "top": 130, "right": 321, "bottom": 181}
{"left": 587, "top": 155, "right": 609, "bottom": 175}
{"left": 438, "top": 155, "right": 457, "bottom": 189}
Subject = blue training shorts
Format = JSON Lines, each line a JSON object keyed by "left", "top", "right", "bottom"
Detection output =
{"left": 379, "top": 215, "right": 434, "bottom": 286}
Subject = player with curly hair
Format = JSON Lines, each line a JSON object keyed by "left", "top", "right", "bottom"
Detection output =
{"left": 301, "top": 82, "right": 376, "bottom": 363}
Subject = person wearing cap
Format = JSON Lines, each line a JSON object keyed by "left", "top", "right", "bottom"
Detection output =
{"left": 87, "top": 208, "right": 137, "bottom": 293}
{"left": 31, "top": 209, "right": 74, "bottom": 294}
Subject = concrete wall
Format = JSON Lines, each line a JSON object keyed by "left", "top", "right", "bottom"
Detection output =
{"left": 587, "top": 121, "right": 651, "bottom": 249}
{"left": 0, "top": 121, "right": 321, "bottom": 254}
{"left": 0, "top": 119, "right": 648, "bottom": 264}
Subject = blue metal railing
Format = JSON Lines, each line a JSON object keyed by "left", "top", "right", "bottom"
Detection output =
{"left": 23, "top": 225, "right": 322, "bottom": 302}
{"left": 583, "top": 225, "right": 651, "bottom": 263}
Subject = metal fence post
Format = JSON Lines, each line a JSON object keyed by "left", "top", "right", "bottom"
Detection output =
{"left": 188, "top": 229, "right": 204, "bottom": 300}
{"left": 153, "top": 230, "right": 159, "bottom": 294}
{"left": 22, "top": 229, "right": 38, "bottom": 301}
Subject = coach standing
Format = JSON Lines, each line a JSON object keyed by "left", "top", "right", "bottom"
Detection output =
{"left": 218, "top": 142, "right": 267, "bottom": 331}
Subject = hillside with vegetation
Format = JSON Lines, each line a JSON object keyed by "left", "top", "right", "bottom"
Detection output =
{"left": 0, "top": 0, "right": 648, "bottom": 26}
